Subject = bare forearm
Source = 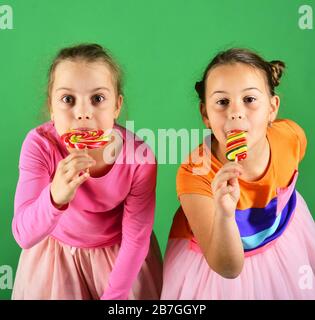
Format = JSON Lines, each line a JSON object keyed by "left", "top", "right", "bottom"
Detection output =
{"left": 206, "top": 209, "right": 244, "bottom": 278}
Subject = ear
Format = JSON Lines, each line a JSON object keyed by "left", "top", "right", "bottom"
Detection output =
{"left": 114, "top": 95, "right": 123, "bottom": 119}
{"left": 200, "top": 102, "right": 211, "bottom": 129}
{"left": 269, "top": 95, "right": 280, "bottom": 123}
{"left": 48, "top": 99, "right": 54, "bottom": 121}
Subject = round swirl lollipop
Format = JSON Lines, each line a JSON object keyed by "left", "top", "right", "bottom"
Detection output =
{"left": 61, "top": 128, "right": 111, "bottom": 150}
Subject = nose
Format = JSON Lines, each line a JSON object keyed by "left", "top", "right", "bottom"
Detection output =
{"left": 77, "top": 114, "right": 91, "bottom": 120}
{"left": 229, "top": 112, "right": 245, "bottom": 121}
{"left": 228, "top": 102, "right": 245, "bottom": 121}
{"left": 75, "top": 101, "right": 93, "bottom": 120}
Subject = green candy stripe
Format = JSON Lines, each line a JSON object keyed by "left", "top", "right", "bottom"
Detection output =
{"left": 226, "top": 146, "right": 247, "bottom": 160}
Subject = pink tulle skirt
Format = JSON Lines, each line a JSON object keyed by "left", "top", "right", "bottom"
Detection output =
{"left": 12, "top": 233, "right": 162, "bottom": 300}
{"left": 161, "top": 192, "right": 315, "bottom": 299}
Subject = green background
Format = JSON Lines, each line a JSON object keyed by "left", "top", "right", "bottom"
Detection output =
{"left": 0, "top": 0, "right": 314, "bottom": 299}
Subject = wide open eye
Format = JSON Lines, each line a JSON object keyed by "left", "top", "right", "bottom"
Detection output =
{"left": 62, "top": 95, "right": 75, "bottom": 105}
{"left": 217, "top": 98, "right": 229, "bottom": 106}
{"left": 243, "top": 96, "right": 256, "bottom": 104}
{"left": 91, "top": 94, "right": 105, "bottom": 105}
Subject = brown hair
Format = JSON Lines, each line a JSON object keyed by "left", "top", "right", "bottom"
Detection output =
{"left": 46, "top": 43, "right": 123, "bottom": 108}
{"left": 195, "top": 48, "right": 285, "bottom": 106}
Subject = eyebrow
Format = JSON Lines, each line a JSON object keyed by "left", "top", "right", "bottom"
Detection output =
{"left": 210, "top": 87, "right": 262, "bottom": 97}
{"left": 55, "top": 87, "right": 110, "bottom": 92}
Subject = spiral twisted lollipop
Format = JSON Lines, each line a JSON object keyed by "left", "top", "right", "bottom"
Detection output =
{"left": 61, "top": 129, "right": 110, "bottom": 150}
{"left": 226, "top": 130, "right": 247, "bottom": 161}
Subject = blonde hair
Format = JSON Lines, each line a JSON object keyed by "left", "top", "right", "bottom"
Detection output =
{"left": 46, "top": 43, "right": 123, "bottom": 108}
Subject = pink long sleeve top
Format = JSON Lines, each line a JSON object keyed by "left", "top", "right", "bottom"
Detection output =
{"left": 12, "top": 120, "right": 157, "bottom": 300}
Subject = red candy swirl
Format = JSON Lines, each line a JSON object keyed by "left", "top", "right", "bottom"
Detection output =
{"left": 61, "top": 129, "right": 110, "bottom": 150}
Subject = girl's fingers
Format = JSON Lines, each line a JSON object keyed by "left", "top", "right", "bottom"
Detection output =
{"left": 57, "top": 154, "right": 93, "bottom": 175}
{"left": 69, "top": 171, "right": 90, "bottom": 189}
{"left": 64, "top": 151, "right": 93, "bottom": 165}
{"left": 219, "top": 165, "right": 243, "bottom": 176}
{"left": 64, "top": 162, "right": 94, "bottom": 182}
{"left": 216, "top": 183, "right": 239, "bottom": 204}
{"left": 216, "top": 185, "right": 234, "bottom": 198}
{"left": 222, "top": 161, "right": 243, "bottom": 170}
{"left": 212, "top": 172, "right": 239, "bottom": 192}
{"left": 64, "top": 158, "right": 94, "bottom": 171}
{"left": 64, "top": 157, "right": 95, "bottom": 174}
{"left": 229, "top": 177, "right": 239, "bottom": 187}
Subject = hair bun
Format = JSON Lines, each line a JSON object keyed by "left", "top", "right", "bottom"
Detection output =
{"left": 269, "top": 60, "right": 285, "bottom": 87}
{"left": 195, "top": 81, "right": 205, "bottom": 101}
{"left": 195, "top": 81, "right": 201, "bottom": 92}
